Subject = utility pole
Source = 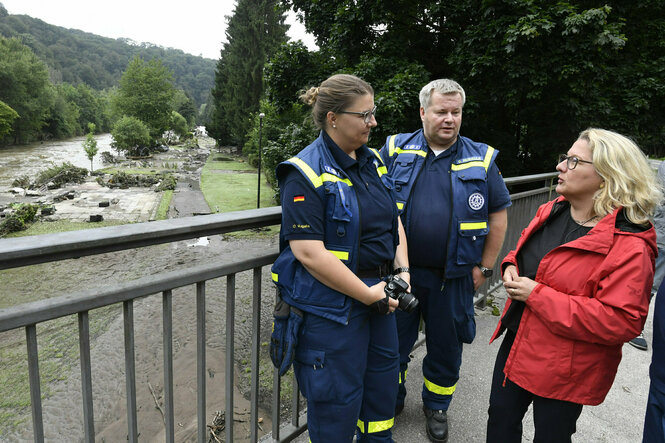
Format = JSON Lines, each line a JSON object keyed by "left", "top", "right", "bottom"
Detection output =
{"left": 257, "top": 113, "right": 265, "bottom": 208}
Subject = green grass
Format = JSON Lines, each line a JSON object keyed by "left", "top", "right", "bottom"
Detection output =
{"left": 200, "top": 157, "right": 279, "bottom": 237}
{"left": 5, "top": 219, "right": 127, "bottom": 238}
{"left": 155, "top": 190, "right": 174, "bottom": 220}
{"left": 201, "top": 159, "right": 277, "bottom": 212}
{"left": 206, "top": 160, "right": 255, "bottom": 171}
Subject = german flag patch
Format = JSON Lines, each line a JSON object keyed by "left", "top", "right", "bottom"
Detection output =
{"left": 293, "top": 195, "right": 305, "bottom": 203}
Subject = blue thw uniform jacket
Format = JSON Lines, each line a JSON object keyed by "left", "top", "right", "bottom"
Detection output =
{"left": 271, "top": 133, "right": 398, "bottom": 324}
{"left": 380, "top": 129, "right": 498, "bottom": 278}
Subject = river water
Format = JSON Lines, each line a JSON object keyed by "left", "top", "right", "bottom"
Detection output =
{"left": 0, "top": 133, "right": 112, "bottom": 188}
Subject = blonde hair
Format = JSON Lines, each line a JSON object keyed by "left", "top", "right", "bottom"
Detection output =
{"left": 582, "top": 128, "right": 663, "bottom": 224}
{"left": 299, "top": 74, "right": 374, "bottom": 129}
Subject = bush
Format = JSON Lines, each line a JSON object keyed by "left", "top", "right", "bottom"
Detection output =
{"left": 0, "top": 203, "right": 39, "bottom": 236}
{"left": 35, "top": 162, "right": 88, "bottom": 188}
{"left": 156, "top": 175, "right": 177, "bottom": 191}
{"left": 111, "top": 116, "right": 151, "bottom": 156}
{"left": 262, "top": 122, "right": 318, "bottom": 188}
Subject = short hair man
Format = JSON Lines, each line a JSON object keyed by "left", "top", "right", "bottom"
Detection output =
{"left": 380, "top": 79, "right": 511, "bottom": 442}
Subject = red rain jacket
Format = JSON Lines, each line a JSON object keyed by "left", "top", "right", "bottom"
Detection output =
{"left": 490, "top": 197, "right": 656, "bottom": 405}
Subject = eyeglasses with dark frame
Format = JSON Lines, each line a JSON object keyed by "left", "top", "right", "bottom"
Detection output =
{"left": 558, "top": 154, "right": 593, "bottom": 170}
{"left": 337, "top": 105, "right": 377, "bottom": 124}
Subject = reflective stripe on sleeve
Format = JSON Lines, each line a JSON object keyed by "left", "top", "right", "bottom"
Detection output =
{"left": 271, "top": 272, "right": 278, "bottom": 282}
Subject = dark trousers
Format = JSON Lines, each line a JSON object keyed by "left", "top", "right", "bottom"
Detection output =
{"left": 294, "top": 279, "right": 399, "bottom": 443}
{"left": 486, "top": 330, "right": 583, "bottom": 443}
{"left": 396, "top": 269, "right": 476, "bottom": 411}
{"left": 643, "top": 385, "right": 665, "bottom": 443}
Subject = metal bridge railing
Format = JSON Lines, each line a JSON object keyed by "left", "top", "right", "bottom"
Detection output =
{"left": 0, "top": 173, "right": 556, "bottom": 443}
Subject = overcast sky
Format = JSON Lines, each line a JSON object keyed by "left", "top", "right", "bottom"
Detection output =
{"left": 0, "top": 0, "right": 316, "bottom": 59}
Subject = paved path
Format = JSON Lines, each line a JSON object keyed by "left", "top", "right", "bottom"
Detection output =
{"left": 292, "top": 287, "right": 655, "bottom": 442}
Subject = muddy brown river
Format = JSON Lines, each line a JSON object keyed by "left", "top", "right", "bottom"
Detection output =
{"left": 0, "top": 134, "right": 112, "bottom": 188}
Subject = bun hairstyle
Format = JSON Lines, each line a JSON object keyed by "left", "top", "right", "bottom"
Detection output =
{"left": 299, "top": 74, "right": 374, "bottom": 129}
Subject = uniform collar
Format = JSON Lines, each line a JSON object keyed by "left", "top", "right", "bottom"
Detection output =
{"left": 322, "top": 130, "right": 371, "bottom": 170}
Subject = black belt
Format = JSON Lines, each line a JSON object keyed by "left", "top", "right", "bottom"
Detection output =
{"left": 356, "top": 261, "right": 392, "bottom": 279}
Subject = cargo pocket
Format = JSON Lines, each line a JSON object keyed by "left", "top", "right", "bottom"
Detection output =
{"left": 456, "top": 220, "right": 488, "bottom": 266}
{"left": 294, "top": 348, "right": 336, "bottom": 402}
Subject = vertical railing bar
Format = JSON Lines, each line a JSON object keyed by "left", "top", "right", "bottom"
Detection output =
{"left": 272, "top": 368, "right": 281, "bottom": 440}
{"left": 123, "top": 300, "right": 138, "bottom": 443}
{"left": 291, "top": 371, "right": 300, "bottom": 428}
{"left": 162, "top": 290, "right": 175, "bottom": 443}
{"left": 225, "top": 274, "right": 236, "bottom": 443}
{"left": 78, "top": 311, "right": 95, "bottom": 442}
{"left": 197, "top": 281, "right": 206, "bottom": 443}
{"left": 25, "top": 324, "right": 44, "bottom": 443}
{"left": 250, "top": 267, "right": 262, "bottom": 442}
{"left": 271, "top": 288, "right": 282, "bottom": 440}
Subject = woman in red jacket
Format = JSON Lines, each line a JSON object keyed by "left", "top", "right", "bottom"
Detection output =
{"left": 486, "top": 128, "right": 663, "bottom": 443}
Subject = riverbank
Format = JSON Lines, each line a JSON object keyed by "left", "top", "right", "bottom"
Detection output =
{"left": 0, "top": 136, "right": 281, "bottom": 441}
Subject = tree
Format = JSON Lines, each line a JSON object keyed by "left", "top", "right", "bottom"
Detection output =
{"left": 0, "top": 99, "right": 19, "bottom": 142}
{"left": 208, "top": 0, "right": 289, "bottom": 147}
{"left": 172, "top": 89, "right": 197, "bottom": 126}
{"left": 111, "top": 115, "right": 151, "bottom": 156}
{"left": 0, "top": 37, "right": 54, "bottom": 144}
{"left": 112, "top": 56, "right": 176, "bottom": 142}
{"left": 170, "top": 111, "right": 189, "bottom": 138}
{"left": 282, "top": 1, "right": 665, "bottom": 175}
{"left": 82, "top": 123, "right": 99, "bottom": 172}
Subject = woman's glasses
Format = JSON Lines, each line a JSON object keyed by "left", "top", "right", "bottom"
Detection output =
{"left": 559, "top": 154, "right": 593, "bottom": 170}
{"left": 338, "top": 105, "right": 377, "bottom": 124}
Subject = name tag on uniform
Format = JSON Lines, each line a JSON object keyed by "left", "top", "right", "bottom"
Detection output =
{"left": 324, "top": 165, "right": 340, "bottom": 176}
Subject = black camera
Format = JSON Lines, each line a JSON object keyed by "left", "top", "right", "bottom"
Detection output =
{"left": 384, "top": 275, "right": 418, "bottom": 313}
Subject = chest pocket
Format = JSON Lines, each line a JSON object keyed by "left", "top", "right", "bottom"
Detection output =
{"left": 391, "top": 155, "right": 417, "bottom": 191}
{"left": 456, "top": 166, "right": 488, "bottom": 196}
{"left": 324, "top": 181, "right": 353, "bottom": 238}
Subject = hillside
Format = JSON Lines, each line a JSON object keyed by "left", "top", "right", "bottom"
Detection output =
{"left": 0, "top": 7, "right": 215, "bottom": 107}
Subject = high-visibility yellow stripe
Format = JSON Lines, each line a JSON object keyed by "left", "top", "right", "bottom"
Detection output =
{"left": 460, "top": 222, "right": 487, "bottom": 230}
{"left": 424, "top": 377, "right": 457, "bottom": 395}
{"left": 271, "top": 272, "right": 278, "bottom": 282}
{"left": 369, "top": 148, "right": 382, "bottom": 161}
{"left": 357, "top": 418, "right": 394, "bottom": 434}
{"left": 396, "top": 202, "right": 404, "bottom": 210}
{"left": 388, "top": 135, "right": 397, "bottom": 157}
{"left": 376, "top": 165, "right": 387, "bottom": 176}
{"left": 287, "top": 157, "right": 353, "bottom": 188}
{"left": 450, "top": 146, "right": 495, "bottom": 172}
{"left": 395, "top": 148, "right": 427, "bottom": 157}
{"left": 399, "top": 369, "right": 408, "bottom": 384}
{"left": 329, "top": 250, "right": 349, "bottom": 261}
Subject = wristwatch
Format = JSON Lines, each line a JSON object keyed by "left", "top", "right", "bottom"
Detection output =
{"left": 476, "top": 264, "right": 493, "bottom": 277}
{"left": 392, "top": 267, "right": 410, "bottom": 275}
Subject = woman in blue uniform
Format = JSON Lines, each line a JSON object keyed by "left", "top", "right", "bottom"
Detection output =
{"left": 271, "top": 74, "right": 409, "bottom": 442}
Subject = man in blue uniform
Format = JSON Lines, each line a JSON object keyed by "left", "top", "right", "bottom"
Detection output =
{"left": 380, "top": 79, "right": 511, "bottom": 442}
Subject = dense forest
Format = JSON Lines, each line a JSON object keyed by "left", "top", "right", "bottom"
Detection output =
{"left": 210, "top": 0, "right": 665, "bottom": 180}
{"left": 0, "top": 6, "right": 215, "bottom": 107}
